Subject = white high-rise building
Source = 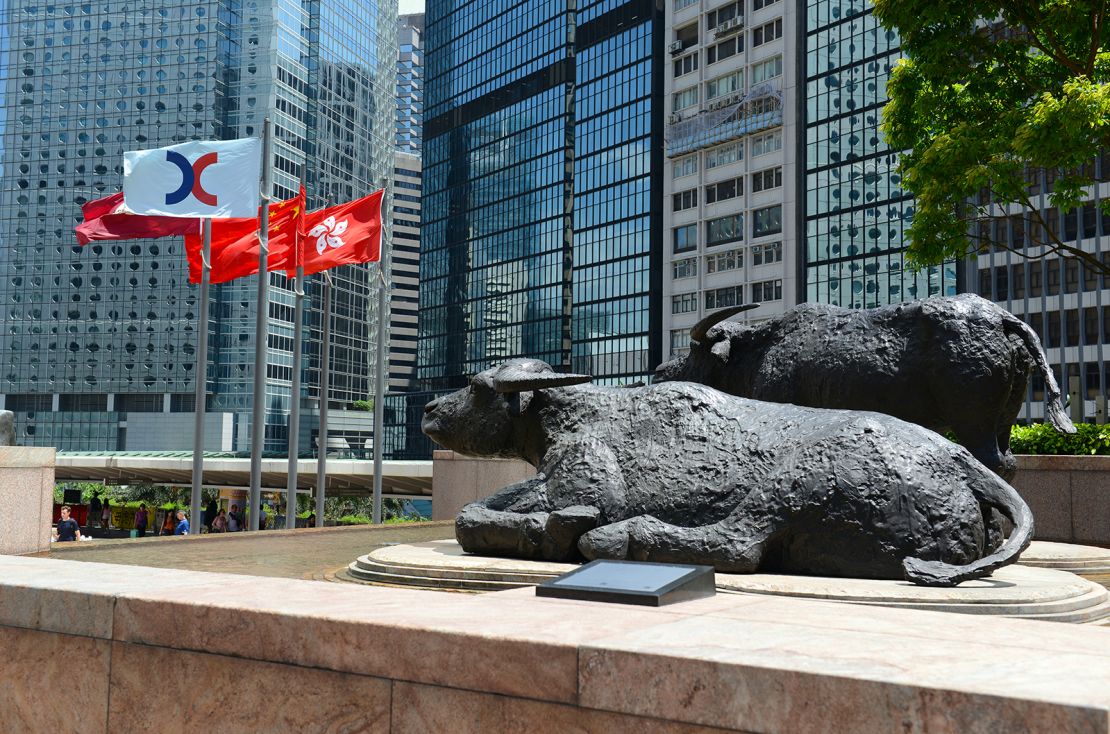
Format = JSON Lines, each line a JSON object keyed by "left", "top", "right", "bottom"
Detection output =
{"left": 662, "top": 0, "right": 798, "bottom": 359}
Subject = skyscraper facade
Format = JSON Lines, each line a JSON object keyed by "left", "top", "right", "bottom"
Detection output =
{"left": 800, "top": 0, "right": 955, "bottom": 310}
{"left": 800, "top": 1, "right": 1110, "bottom": 424}
{"left": 390, "top": 152, "right": 420, "bottom": 391}
{"left": 0, "top": 0, "right": 395, "bottom": 451}
{"left": 662, "top": 0, "right": 798, "bottom": 362}
{"left": 396, "top": 13, "right": 423, "bottom": 154}
{"left": 419, "top": 0, "right": 663, "bottom": 398}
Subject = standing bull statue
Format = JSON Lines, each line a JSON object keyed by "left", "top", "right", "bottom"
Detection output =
{"left": 422, "top": 359, "right": 1033, "bottom": 587}
{"left": 654, "top": 294, "right": 1074, "bottom": 480}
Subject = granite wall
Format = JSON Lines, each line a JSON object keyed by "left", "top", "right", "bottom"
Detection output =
{"left": 1012, "top": 455, "right": 1110, "bottom": 546}
{"left": 0, "top": 446, "right": 55, "bottom": 555}
{"left": 431, "top": 450, "right": 535, "bottom": 521}
{"left": 0, "top": 554, "right": 1106, "bottom": 733}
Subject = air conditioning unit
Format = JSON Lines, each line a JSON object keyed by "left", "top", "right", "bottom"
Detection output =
{"left": 668, "top": 113, "right": 683, "bottom": 124}
{"left": 714, "top": 17, "right": 744, "bottom": 35}
{"left": 668, "top": 40, "right": 685, "bottom": 54}
{"left": 708, "top": 98, "right": 727, "bottom": 111}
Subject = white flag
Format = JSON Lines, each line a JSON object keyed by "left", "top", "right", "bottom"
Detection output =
{"left": 123, "top": 138, "right": 262, "bottom": 218}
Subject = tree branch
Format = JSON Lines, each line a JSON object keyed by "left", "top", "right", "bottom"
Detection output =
{"left": 1013, "top": 187, "right": 1109, "bottom": 272}
{"left": 1010, "top": 5, "right": 1090, "bottom": 76}
{"left": 1086, "top": 7, "right": 1102, "bottom": 76}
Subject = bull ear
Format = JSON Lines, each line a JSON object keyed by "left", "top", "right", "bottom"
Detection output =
{"left": 690, "top": 304, "right": 760, "bottom": 343}
{"left": 491, "top": 362, "right": 593, "bottom": 393}
{"left": 710, "top": 339, "right": 731, "bottom": 362}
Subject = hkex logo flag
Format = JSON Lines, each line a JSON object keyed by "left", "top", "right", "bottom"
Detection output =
{"left": 123, "top": 138, "right": 262, "bottom": 218}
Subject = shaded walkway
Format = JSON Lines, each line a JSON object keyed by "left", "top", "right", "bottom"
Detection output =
{"left": 40, "top": 522, "right": 455, "bottom": 580}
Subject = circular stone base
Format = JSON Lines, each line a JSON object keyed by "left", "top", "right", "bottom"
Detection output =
{"left": 343, "top": 540, "right": 1110, "bottom": 623}
{"left": 1018, "top": 541, "right": 1110, "bottom": 586}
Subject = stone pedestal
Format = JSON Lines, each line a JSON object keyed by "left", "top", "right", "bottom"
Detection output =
{"left": 0, "top": 447, "right": 56, "bottom": 555}
{"left": 430, "top": 450, "right": 535, "bottom": 521}
{"left": 344, "top": 540, "right": 1110, "bottom": 624}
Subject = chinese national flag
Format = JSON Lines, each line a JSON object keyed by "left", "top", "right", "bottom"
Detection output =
{"left": 294, "top": 190, "right": 383, "bottom": 276}
{"left": 185, "top": 189, "right": 305, "bottom": 284}
{"left": 75, "top": 192, "right": 198, "bottom": 245}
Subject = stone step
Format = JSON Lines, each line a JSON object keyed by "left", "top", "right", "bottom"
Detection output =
{"left": 351, "top": 553, "right": 560, "bottom": 585}
{"left": 345, "top": 561, "right": 526, "bottom": 592}
{"left": 863, "top": 585, "right": 1110, "bottom": 623}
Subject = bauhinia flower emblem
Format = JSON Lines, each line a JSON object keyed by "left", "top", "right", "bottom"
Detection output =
{"left": 308, "top": 216, "right": 348, "bottom": 255}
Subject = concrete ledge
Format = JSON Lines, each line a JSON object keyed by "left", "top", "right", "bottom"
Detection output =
{"left": 0, "top": 555, "right": 1107, "bottom": 733}
{"left": 1013, "top": 455, "right": 1110, "bottom": 545}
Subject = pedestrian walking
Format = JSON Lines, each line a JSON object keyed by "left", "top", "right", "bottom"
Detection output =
{"left": 204, "top": 498, "right": 218, "bottom": 532}
{"left": 134, "top": 504, "right": 149, "bottom": 537}
{"left": 160, "top": 508, "right": 176, "bottom": 536}
{"left": 174, "top": 510, "right": 190, "bottom": 535}
{"left": 101, "top": 497, "right": 112, "bottom": 530}
{"left": 211, "top": 509, "right": 228, "bottom": 533}
{"left": 227, "top": 504, "right": 244, "bottom": 532}
{"left": 88, "top": 493, "right": 101, "bottom": 530}
{"left": 53, "top": 506, "right": 82, "bottom": 542}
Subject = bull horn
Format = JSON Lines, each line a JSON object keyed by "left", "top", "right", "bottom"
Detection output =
{"left": 490, "top": 362, "right": 593, "bottom": 394}
{"left": 690, "top": 304, "right": 760, "bottom": 343}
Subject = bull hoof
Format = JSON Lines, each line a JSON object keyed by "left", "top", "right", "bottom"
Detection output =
{"left": 577, "top": 522, "right": 631, "bottom": 561}
{"left": 541, "top": 506, "right": 602, "bottom": 561}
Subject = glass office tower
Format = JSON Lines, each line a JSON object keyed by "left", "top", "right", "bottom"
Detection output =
{"left": 801, "top": 0, "right": 955, "bottom": 308}
{"left": 419, "top": 0, "right": 663, "bottom": 400}
{"left": 0, "top": 0, "right": 395, "bottom": 451}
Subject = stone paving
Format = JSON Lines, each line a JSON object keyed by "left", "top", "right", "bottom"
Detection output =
{"left": 39, "top": 522, "right": 455, "bottom": 581}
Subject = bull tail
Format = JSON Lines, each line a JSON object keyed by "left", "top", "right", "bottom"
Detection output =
{"left": 1001, "top": 312, "right": 1076, "bottom": 434}
{"left": 902, "top": 471, "right": 1034, "bottom": 587}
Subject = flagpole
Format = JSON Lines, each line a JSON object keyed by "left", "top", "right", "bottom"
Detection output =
{"left": 285, "top": 225, "right": 305, "bottom": 529}
{"left": 315, "top": 271, "right": 332, "bottom": 528}
{"left": 248, "top": 117, "right": 272, "bottom": 532}
{"left": 372, "top": 260, "right": 387, "bottom": 525}
{"left": 190, "top": 218, "right": 211, "bottom": 527}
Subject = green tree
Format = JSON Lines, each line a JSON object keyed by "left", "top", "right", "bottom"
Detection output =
{"left": 875, "top": 0, "right": 1110, "bottom": 272}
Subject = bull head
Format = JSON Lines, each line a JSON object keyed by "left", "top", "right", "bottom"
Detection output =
{"left": 489, "top": 360, "right": 593, "bottom": 415}
{"left": 422, "top": 359, "right": 592, "bottom": 459}
{"left": 654, "top": 304, "right": 759, "bottom": 383}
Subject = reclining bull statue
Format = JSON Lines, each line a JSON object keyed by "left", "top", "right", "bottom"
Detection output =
{"left": 422, "top": 358, "right": 1033, "bottom": 587}
{"left": 654, "top": 294, "right": 1074, "bottom": 480}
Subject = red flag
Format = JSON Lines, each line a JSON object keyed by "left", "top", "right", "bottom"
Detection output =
{"left": 295, "top": 190, "right": 383, "bottom": 276}
{"left": 185, "top": 190, "right": 305, "bottom": 284}
{"left": 75, "top": 192, "right": 197, "bottom": 245}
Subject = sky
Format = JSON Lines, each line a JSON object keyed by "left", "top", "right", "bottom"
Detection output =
{"left": 399, "top": 0, "right": 424, "bottom": 14}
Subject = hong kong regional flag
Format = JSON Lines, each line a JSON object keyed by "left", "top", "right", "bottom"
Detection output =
{"left": 295, "top": 190, "right": 384, "bottom": 276}
{"left": 184, "top": 189, "right": 305, "bottom": 284}
{"left": 75, "top": 192, "right": 197, "bottom": 245}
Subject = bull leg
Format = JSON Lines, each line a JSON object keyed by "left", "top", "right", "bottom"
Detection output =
{"left": 577, "top": 508, "right": 780, "bottom": 574}
{"left": 993, "top": 365, "right": 1028, "bottom": 483}
{"left": 455, "top": 476, "right": 602, "bottom": 562}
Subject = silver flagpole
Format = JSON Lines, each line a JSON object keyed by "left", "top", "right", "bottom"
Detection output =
{"left": 286, "top": 237, "right": 305, "bottom": 529}
{"left": 315, "top": 271, "right": 332, "bottom": 528}
{"left": 190, "top": 218, "right": 211, "bottom": 527}
{"left": 248, "top": 117, "right": 273, "bottom": 531}
{"left": 372, "top": 262, "right": 387, "bottom": 525}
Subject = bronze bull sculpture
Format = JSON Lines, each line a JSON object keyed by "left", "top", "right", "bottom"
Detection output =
{"left": 422, "top": 359, "right": 1033, "bottom": 587}
{"left": 655, "top": 294, "right": 1074, "bottom": 479}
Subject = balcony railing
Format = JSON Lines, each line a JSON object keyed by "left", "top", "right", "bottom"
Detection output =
{"left": 665, "top": 84, "right": 783, "bottom": 158}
